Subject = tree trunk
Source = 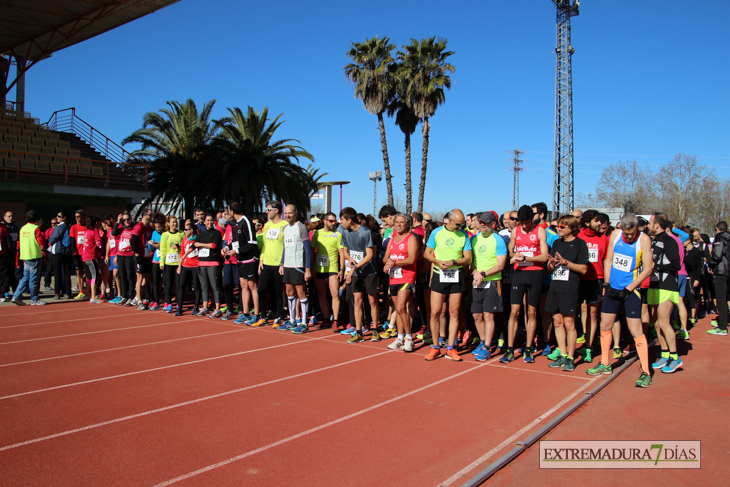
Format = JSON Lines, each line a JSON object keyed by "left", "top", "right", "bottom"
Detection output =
{"left": 184, "top": 195, "right": 195, "bottom": 221}
{"left": 377, "top": 113, "right": 394, "bottom": 207}
{"left": 418, "top": 117, "right": 430, "bottom": 212}
{"left": 404, "top": 132, "right": 412, "bottom": 214}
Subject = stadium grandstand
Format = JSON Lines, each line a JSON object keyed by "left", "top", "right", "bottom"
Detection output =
{"left": 0, "top": 0, "right": 179, "bottom": 223}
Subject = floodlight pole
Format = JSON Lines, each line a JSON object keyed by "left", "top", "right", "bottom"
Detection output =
{"left": 369, "top": 171, "right": 382, "bottom": 216}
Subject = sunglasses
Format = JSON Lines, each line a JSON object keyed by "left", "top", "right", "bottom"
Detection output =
{"left": 452, "top": 222, "right": 466, "bottom": 228}
{"left": 265, "top": 208, "right": 277, "bottom": 212}
{"left": 325, "top": 219, "right": 337, "bottom": 223}
{"left": 558, "top": 225, "right": 569, "bottom": 229}
{"left": 509, "top": 217, "right": 518, "bottom": 221}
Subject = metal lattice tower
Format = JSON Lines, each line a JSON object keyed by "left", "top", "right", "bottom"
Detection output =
{"left": 552, "top": 0, "right": 579, "bottom": 214}
{"left": 510, "top": 148, "right": 523, "bottom": 210}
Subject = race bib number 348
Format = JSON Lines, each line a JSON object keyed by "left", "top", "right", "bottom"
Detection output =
{"left": 613, "top": 254, "right": 633, "bottom": 273}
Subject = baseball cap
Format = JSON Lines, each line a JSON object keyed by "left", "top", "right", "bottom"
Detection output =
{"left": 477, "top": 211, "right": 497, "bottom": 224}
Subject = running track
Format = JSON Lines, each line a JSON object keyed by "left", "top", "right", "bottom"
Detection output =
{"left": 1, "top": 300, "right": 649, "bottom": 486}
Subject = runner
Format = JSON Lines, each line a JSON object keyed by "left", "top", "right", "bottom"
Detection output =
{"left": 383, "top": 213, "right": 419, "bottom": 352}
{"left": 175, "top": 219, "right": 201, "bottom": 316}
{"left": 112, "top": 212, "right": 136, "bottom": 306}
{"left": 81, "top": 215, "right": 103, "bottom": 303}
{"left": 423, "top": 209, "right": 473, "bottom": 361}
{"left": 257, "top": 200, "right": 288, "bottom": 327}
{"left": 708, "top": 221, "right": 730, "bottom": 336}
{"left": 148, "top": 214, "right": 166, "bottom": 310}
{"left": 502, "top": 205, "right": 548, "bottom": 364}
{"left": 469, "top": 212, "right": 507, "bottom": 361}
{"left": 647, "top": 213, "right": 684, "bottom": 374}
{"left": 69, "top": 209, "right": 87, "bottom": 300}
{"left": 278, "top": 205, "right": 313, "bottom": 333}
{"left": 587, "top": 213, "right": 654, "bottom": 387}
{"left": 339, "top": 207, "right": 380, "bottom": 344}
{"left": 131, "top": 208, "right": 154, "bottom": 310}
{"left": 159, "top": 216, "right": 182, "bottom": 313}
{"left": 544, "top": 215, "right": 589, "bottom": 372}
{"left": 379, "top": 205, "right": 397, "bottom": 240}
{"left": 194, "top": 213, "right": 223, "bottom": 318}
{"left": 48, "top": 211, "right": 73, "bottom": 300}
{"left": 532, "top": 202, "right": 560, "bottom": 357}
{"left": 311, "top": 212, "right": 345, "bottom": 331}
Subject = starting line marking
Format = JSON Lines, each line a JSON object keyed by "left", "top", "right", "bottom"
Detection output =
{"left": 0, "top": 350, "right": 391, "bottom": 453}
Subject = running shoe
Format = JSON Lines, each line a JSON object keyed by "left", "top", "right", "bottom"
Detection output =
{"left": 424, "top": 347, "right": 441, "bottom": 361}
{"left": 497, "top": 338, "right": 505, "bottom": 349}
{"left": 541, "top": 343, "right": 551, "bottom": 356}
{"left": 499, "top": 350, "right": 515, "bottom": 363}
{"left": 676, "top": 329, "right": 690, "bottom": 340}
{"left": 635, "top": 372, "right": 652, "bottom": 388}
{"left": 612, "top": 347, "right": 622, "bottom": 359}
{"left": 707, "top": 328, "right": 728, "bottom": 336}
{"left": 651, "top": 357, "right": 668, "bottom": 369}
{"left": 469, "top": 337, "right": 481, "bottom": 350}
{"left": 174, "top": 309, "right": 183, "bottom": 316}
{"left": 148, "top": 302, "right": 159, "bottom": 311}
{"left": 461, "top": 330, "right": 471, "bottom": 346}
{"left": 547, "top": 348, "right": 562, "bottom": 360}
{"left": 142, "top": 299, "right": 150, "bottom": 306}
{"left": 219, "top": 311, "right": 232, "bottom": 321}
{"left": 109, "top": 296, "right": 119, "bottom": 304}
{"left": 576, "top": 334, "right": 586, "bottom": 344}
{"left": 523, "top": 349, "right": 534, "bottom": 364}
{"left": 292, "top": 324, "right": 308, "bottom": 334}
{"left": 438, "top": 337, "right": 448, "bottom": 348}
{"left": 117, "top": 298, "right": 127, "bottom": 306}
{"left": 232, "top": 314, "right": 249, "bottom": 325}
{"left": 549, "top": 356, "right": 567, "bottom": 368}
{"left": 74, "top": 292, "right": 86, "bottom": 300}
{"left": 471, "top": 342, "right": 485, "bottom": 356}
{"left": 711, "top": 320, "right": 718, "bottom": 328}
{"left": 403, "top": 338, "right": 415, "bottom": 352}
{"left": 196, "top": 308, "right": 209, "bottom": 318}
{"left": 31, "top": 299, "right": 47, "bottom": 305}
{"left": 362, "top": 325, "right": 370, "bottom": 335}
{"left": 347, "top": 332, "right": 364, "bottom": 344}
{"left": 11, "top": 298, "right": 25, "bottom": 306}
{"left": 475, "top": 347, "right": 491, "bottom": 362}
{"left": 688, "top": 317, "right": 698, "bottom": 326}
{"left": 137, "top": 303, "right": 148, "bottom": 311}
{"left": 209, "top": 310, "right": 223, "bottom": 319}
{"left": 371, "top": 330, "right": 381, "bottom": 342}
{"left": 583, "top": 348, "right": 593, "bottom": 363}
{"left": 381, "top": 328, "right": 397, "bottom": 339}
{"left": 562, "top": 358, "right": 575, "bottom": 372}
{"left": 44, "top": 286, "right": 52, "bottom": 291}
{"left": 340, "top": 325, "right": 356, "bottom": 335}
{"left": 422, "top": 336, "right": 434, "bottom": 345}
{"left": 277, "top": 322, "right": 294, "bottom": 331}
{"left": 316, "top": 320, "right": 332, "bottom": 330}
{"left": 586, "top": 363, "right": 612, "bottom": 376}
{"left": 661, "top": 358, "right": 683, "bottom": 373}
{"left": 166, "top": 305, "right": 175, "bottom": 314}
{"left": 445, "top": 349, "right": 462, "bottom": 361}
{"left": 253, "top": 317, "right": 270, "bottom": 327}
{"left": 308, "top": 316, "right": 317, "bottom": 326}
{"left": 89, "top": 298, "right": 100, "bottom": 304}
{"left": 622, "top": 344, "right": 635, "bottom": 356}
{"left": 331, "top": 321, "right": 342, "bottom": 333}
{"left": 388, "top": 339, "right": 404, "bottom": 350}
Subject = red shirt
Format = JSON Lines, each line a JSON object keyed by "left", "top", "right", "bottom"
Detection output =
{"left": 82, "top": 228, "right": 102, "bottom": 261}
{"left": 224, "top": 225, "right": 238, "bottom": 265}
{"left": 44, "top": 227, "right": 54, "bottom": 251}
{"left": 513, "top": 224, "right": 544, "bottom": 271}
{"left": 388, "top": 232, "right": 417, "bottom": 285}
{"left": 69, "top": 224, "right": 87, "bottom": 256}
{"left": 116, "top": 224, "right": 135, "bottom": 257}
{"left": 107, "top": 227, "right": 118, "bottom": 257}
{"left": 181, "top": 237, "right": 199, "bottom": 268}
{"left": 0, "top": 223, "right": 9, "bottom": 256}
{"left": 577, "top": 227, "right": 608, "bottom": 280}
{"left": 132, "top": 222, "right": 153, "bottom": 257}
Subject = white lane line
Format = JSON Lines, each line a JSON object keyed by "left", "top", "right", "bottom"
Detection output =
{"left": 0, "top": 318, "right": 204, "bottom": 345}
{"left": 0, "top": 329, "right": 247, "bottom": 367}
{"left": 0, "top": 313, "right": 148, "bottom": 329}
{"left": 0, "top": 350, "right": 390, "bottom": 453}
{"left": 485, "top": 363, "right": 593, "bottom": 381}
{"left": 438, "top": 377, "right": 599, "bottom": 486}
{"left": 0, "top": 334, "right": 334, "bottom": 400}
{"left": 152, "top": 360, "right": 494, "bottom": 487}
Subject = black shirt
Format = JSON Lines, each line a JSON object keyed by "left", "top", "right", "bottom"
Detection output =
{"left": 650, "top": 232, "right": 680, "bottom": 292}
{"left": 196, "top": 229, "right": 223, "bottom": 264}
{"left": 549, "top": 237, "right": 589, "bottom": 292}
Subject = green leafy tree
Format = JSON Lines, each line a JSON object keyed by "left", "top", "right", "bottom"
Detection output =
{"left": 123, "top": 99, "right": 217, "bottom": 219}
{"left": 213, "top": 106, "right": 316, "bottom": 215}
{"left": 396, "top": 37, "right": 454, "bottom": 212}
{"left": 344, "top": 36, "right": 396, "bottom": 206}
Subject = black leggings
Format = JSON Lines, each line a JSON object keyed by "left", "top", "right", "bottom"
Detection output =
{"left": 151, "top": 262, "right": 162, "bottom": 304}
{"left": 50, "top": 253, "right": 73, "bottom": 297}
{"left": 177, "top": 266, "right": 201, "bottom": 310}
{"left": 163, "top": 265, "right": 177, "bottom": 305}
{"left": 258, "top": 264, "right": 284, "bottom": 318}
{"left": 117, "top": 255, "right": 136, "bottom": 300}
{"left": 198, "top": 266, "right": 221, "bottom": 305}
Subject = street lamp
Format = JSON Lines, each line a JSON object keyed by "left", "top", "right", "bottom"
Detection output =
{"left": 368, "top": 171, "right": 382, "bottom": 216}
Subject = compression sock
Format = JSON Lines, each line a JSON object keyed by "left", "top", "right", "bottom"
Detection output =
{"left": 634, "top": 334, "right": 650, "bottom": 373}
{"left": 300, "top": 298, "right": 309, "bottom": 325}
{"left": 669, "top": 352, "right": 679, "bottom": 361}
{"left": 661, "top": 350, "right": 670, "bottom": 359}
{"left": 600, "top": 331, "right": 612, "bottom": 365}
{"left": 287, "top": 296, "right": 297, "bottom": 322}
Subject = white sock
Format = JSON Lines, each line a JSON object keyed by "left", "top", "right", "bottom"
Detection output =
{"left": 405, "top": 334, "right": 412, "bottom": 340}
{"left": 288, "top": 296, "right": 297, "bottom": 322}
{"left": 398, "top": 333, "right": 404, "bottom": 341}
{"left": 300, "top": 298, "right": 309, "bottom": 324}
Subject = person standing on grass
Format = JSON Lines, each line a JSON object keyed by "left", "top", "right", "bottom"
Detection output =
{"left": 11, "top": 210, "right": 47, "bottom": 305}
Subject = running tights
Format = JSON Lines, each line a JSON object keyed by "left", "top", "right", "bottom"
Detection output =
{"left": 117, "top": 255, "right": 136, "bottom": 300}
{"left": 163, "top": 265, "right": 177, "bottom": 306}
{"left": 177, "top": 266, "right": 201, "bottom": 310}
{"left": 198, "top": 266, "right": 221, "bottom": 305}
{"left": 151, "top": 262, "right": 162, "bottom": 304}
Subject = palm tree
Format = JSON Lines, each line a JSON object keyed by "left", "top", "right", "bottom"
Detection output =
{"left": 123, "top": 99, "right": 217, "bottom": 219}
{"left": 397, "top": 37, "right": 454, "bottom": 212}
{"left": 387, "top": 95, "right": 420, "bottom": 214}
{"left": 344, "top": 36, "right": 396, "bottom": 207}
{"left": 213, "top": 106, "right": 316, "bottom": 215}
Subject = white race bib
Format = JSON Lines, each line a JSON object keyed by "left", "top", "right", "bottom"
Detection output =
{"left": 553, "top": 265, "right": 570, "bottom": 281}
{"left": 119, "top": 239, "right": 131, "bottom": 251}
{"left": 188, "top": 249, "right": 198, "bottom": 258}
{"left": 518, "top": 251, "right": 534, "bottom": 267}
{"left": 77, "top": 234, "right": 85, "bottom": 245}
{"left": 232, "top": 241, "right": 239, "bottom": 253}
{"left": 389, "top": 266, "right": 403, "bottom": 279}
{"left": 284, "top": 235, "right": 295, "bottom": 247}
{"left": 588, "top": 247, "right": 599, "bottom": 263}
{"left": 317, "top": 254, "right": 330, "bottom": 268}
{"left": 474, "top": 280, "right": 491, "bottom": 289}
{"left": 350, "top": 251, "right": 364, "bottom": 263}
{"left": 612, "top": 254, "right": 633, "bottom": 273}
{"left": 439, "top": 269, "right": 459, "bottom": 283}
{"left": 110, "top": 239, "right": 116, "bottom": 249}
{"left": 166, "top": 252, "right": 179, "bottom": 263}
{"left": 266, "top": 228, "right": 280, "bottom": 240}
{"left": 198, "top": 248, "right": 210, "bottom": 258}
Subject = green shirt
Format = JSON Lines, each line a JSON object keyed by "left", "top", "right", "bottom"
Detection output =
{"left": 261, "top": 220, "right": 288, "bottom": 266}
{"left": 470, "top": 232, "right": 508, "bottom": 281}
{"left": 160, "top": 231, "right": 184, "bottom": 267}
{"left": 311, "top": 229, "right": 343, "bottom": 274}
{"left": 426, "top": 226, "right": 472, "bottom": 274}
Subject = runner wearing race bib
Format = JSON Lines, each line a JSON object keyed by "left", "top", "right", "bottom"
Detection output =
{"left": 587, "top": 213, "right": 654, "bottom": 388}
{"left": 160, "top": 216, "right": 183, "bottom": 313}
{"left": 424, "top": 208, "right": 473, "bottom": 361}
{"left": 383, "top": 214, "right": 419, "bottom": 352}
{"left": 147, "top": 215, "right": 166, "bottom": 311}
{"left": 175, "top": 219, "right": 202, "bottom": 316}
{"left": 227, "top": 203, "right": 262, "bottom": 325}
{"left": 194, "top": 213, "right": 223, "bottom": 318}
{"left": 81, "top": 216, "right": 103, "bottom": 303}
{"left": 257, "top": 201, "right": 288, "bottom": 327}
{"left": 544, "top": 215, "right": 589, "bottom": 372}
{"left": 469, "top": 212, "right": 508, "bottom": 362}
{"left": 278, "top": 205, "right": 313, "bottom": 333}
{"left": 311, "top": 212, "right": 345, "bottom": 331}
{"left": 503, "top": 205, "right": 549, "bottom": 364}
{"left": 69, "top": 209, "right": 88, "bottom": 299}
{"left": 111, "top": 212, "right": 136, "bottom": 305}
{"left": 131, "top": 209, "right": 154, "bottom": 309}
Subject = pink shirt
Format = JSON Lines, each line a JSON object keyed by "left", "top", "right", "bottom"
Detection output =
{"left": 81, "top": 228, "right": 102, "bottom": 261}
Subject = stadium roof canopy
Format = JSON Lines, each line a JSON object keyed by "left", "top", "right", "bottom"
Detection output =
{"left": 0, "top": 0, "right": 179, "bottom": 62}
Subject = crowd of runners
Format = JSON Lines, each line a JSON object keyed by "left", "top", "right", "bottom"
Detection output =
{"left": 2, "top": 200, "right": 729, "bottom": 388}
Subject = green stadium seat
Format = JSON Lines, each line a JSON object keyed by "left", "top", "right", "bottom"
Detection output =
{"left": 91, "top": 166, "right": 104, "bottom": 176}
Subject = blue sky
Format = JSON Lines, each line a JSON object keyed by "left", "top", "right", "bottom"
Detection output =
{"left": 19, "top": 0, "right": 730, "bottom": 216}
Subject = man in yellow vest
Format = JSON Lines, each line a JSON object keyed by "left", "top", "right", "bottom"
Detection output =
{"left": 11, "top": 210, "right": 47, "bottom": 306}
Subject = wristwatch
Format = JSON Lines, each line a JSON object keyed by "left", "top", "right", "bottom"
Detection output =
{"left": 481, "top": 271, "right": 487, "bottom": 279}
{"left": 451, "top": 259, "right": 457, "bottom": 266}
